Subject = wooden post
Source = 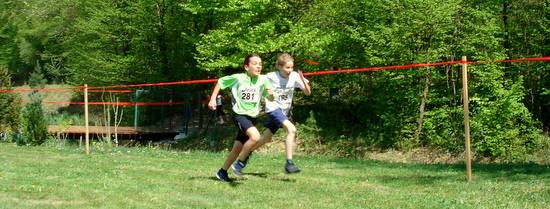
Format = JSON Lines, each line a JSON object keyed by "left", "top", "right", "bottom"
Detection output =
{"left": 84, "top": 84, "right": 90, "bottom": 155}
{"left": 461, "top": 56, "right": 472, "bottom": 182}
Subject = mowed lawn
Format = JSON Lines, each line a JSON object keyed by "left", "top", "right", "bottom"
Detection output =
{"left": 0, "top": 143, "right": 548, "bottom": 209}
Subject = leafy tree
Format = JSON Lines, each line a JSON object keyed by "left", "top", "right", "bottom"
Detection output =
{"left": 0, "top": 0, "right": 547, "bottom": 159}
{"left": 21, "top": 63, "right": 48, "bottom": 146}
{"left": 193, "top": 0, "right": 321, "bottom": 73}
{"left": 64, "top": 0, "right": 204, "bottom": 86}
{"left": 282, "top": 0, "right": 462, "bottom": 149}
{"left": 0, "top": 0, "right": 26, "bottom": 82}
{"left": 0, "top": 66, "right": 21, "bottom": 135}
{"left": 501, "top": 0, "right": 550, "bottom": 129}
{"left": 274, "top": 0, "right": 543, "bottom": 159}
{"left": 0, "top": 0, "right": 75, "bottom": 83}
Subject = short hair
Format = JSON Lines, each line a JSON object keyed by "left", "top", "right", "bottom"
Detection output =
{"left": 276, "top": 53, "right": 294, "bottom": 68}
{"left": 243, "top": 53, "right": 261, "bottom": 67}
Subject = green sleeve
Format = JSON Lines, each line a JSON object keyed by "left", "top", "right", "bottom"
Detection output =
{"left": 262, "top": 78, "right": 273, "bottom": 98}
{"left": 217, "top": 74, "right": 239, "bottom": 90}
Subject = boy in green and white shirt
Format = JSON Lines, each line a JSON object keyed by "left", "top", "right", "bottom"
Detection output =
{"left": 233, "top": 53, "right": 311, "bottom": 175}
{"left": 208, "top": 53, "right": 273, "bottom": 182}
{"left": 218, "top": 73, "right": 271, "bottom": 117}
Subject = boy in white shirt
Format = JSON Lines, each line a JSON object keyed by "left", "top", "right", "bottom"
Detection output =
{"left": 232, "top": 53, "right": 311, "bottom": 175}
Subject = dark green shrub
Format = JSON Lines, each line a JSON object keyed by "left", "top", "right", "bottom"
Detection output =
{"left": 21, "top": 64, "right": 48, "bottom": 146}
{"left": 0, "top": 66, "right": 21, "bottom": 140}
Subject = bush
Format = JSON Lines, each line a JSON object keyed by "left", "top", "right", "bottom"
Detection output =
{"left": 21, "top": 64, "right": 48, "bottom": 146}
{"left": 22, "top": 99, "right": 49, "bottom": 145}
{"left": 0, "top": 66, "right": 21, "bottom": 137}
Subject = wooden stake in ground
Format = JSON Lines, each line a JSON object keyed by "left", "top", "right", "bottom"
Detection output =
{"left": 461, "top": 56, "right": 472, "bottom": 182}
{"left": 84, "top": 84, "right": 90, "bottom": 155}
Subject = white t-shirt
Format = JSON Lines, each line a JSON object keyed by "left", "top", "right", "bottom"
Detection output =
{"left": 264, "top": 71, "right": 309, "bottom": 115}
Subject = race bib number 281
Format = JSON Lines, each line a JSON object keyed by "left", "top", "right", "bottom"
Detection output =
{"left": 240, "top": 88, "right": 258, "bottom": 102}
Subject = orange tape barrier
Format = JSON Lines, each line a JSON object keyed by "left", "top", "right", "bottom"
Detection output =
{"left": 2, "top": 56, "right": 550, "bottom": 94}
{"left": 20, "top": 101, "right": 187, "bottom": 106}
{"left": 0, "top": 88, "right": 133, "bottom": 93}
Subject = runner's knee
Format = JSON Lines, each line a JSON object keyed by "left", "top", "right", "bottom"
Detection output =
{"left": 248, "top": 133, "right": 261, "bottom": 142}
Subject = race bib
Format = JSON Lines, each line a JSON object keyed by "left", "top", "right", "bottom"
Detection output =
{"left": 275, "top": 89, "right": 292, "bottom": 102}
{"left": 240, "top": 88, "right": 259, "bottom": 102}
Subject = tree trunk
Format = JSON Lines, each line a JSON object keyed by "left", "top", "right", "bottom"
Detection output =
{"left": 156, "top": 0, "right": 169, "bottom": 76}
{"left": 415, "top": 73, "right": 431, "bottom": 143}
{"left": 502, "top": 0, "right": 511, "bottom": 72}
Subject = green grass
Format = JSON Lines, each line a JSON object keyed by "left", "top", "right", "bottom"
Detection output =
{"left": 0, "top": 142, "right": 548, "bottom": 209}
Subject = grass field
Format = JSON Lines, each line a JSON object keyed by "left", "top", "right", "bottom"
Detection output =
{"left": 0, "top": 142, "right": 548, "bottom": 209}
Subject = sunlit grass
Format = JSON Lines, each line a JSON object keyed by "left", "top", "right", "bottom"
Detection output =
{"left": 0, "top": 142, "right": 548, "bottom": 209}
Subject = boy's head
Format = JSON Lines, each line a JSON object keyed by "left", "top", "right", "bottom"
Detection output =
{"left": 244, "top": 53, "right": 262, "bottom": 77}
{"left": 276, "top": 53, "right": 294, "bottom": 77}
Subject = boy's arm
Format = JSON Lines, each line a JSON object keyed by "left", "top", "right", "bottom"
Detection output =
{"left": 297, "top": 70, "right": 311, "bottom": 96}
{"left": 263, "top": 78, "right": 275, "bottom": 101}
{"left": 208, "top": 83, "right": 221, "bottom": 110}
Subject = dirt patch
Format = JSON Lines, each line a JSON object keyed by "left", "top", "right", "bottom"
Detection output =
{"left": 259, "top": 141, "right": 463, "bottom": 164}
{"left": 365, "top": 148, "right": 461, "bottom": 164}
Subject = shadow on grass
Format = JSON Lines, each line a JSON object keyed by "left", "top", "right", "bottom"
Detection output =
{"left": 270, "top": 175, "right": 297, "bottom": 183}
{"left": 369, "top": 174, "right": 460, "bottom": 186}
{"left": 325, "top": 157, "right": 549, "bottom": 184}
{"left": 244, "top": 172, "right": 297, "bottom": 183}
{"left": 398, "top": 162, "right": 550, "bottom": 180}
{"left": 188, "top": 176, "right": 243, "bottom": 187}
{"left": 246, "top": 172, "right": 269, "bottom": 178}
{"left": 187, "top": 172, "right": 297, "bottom": 184}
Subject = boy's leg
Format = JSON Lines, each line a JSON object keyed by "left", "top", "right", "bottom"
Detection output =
{"left": 281, "top": 120, "right": 297, "bottom": 160}
{"left": 222, "top": 141, "right": 243, "bottom": 170}
{"left": 252, "top": 129, "right": 274, "bottom": 150}
{"left": 231, "top": 127, "right": 260, "bottom": 176}
{"left": 251, "top": 110, "right": 280, "bottom": 152}
{"left": 281, "top": 120, "right": 300, "bottom": 173}
{"left": 238, "top": 127, "right": 261, "bottom": 162}
{"left": 232, "top": 129, "right": 272, "bottom": 174}
{"left": 217, "top": 141, "right": 243, "bottom": 182}
{"left": 239, "top": 112, "right": 280, "bottom": 168}
{"left": 230, "top": 115, "right": 258, "bottom": 176}
{"left": 241, "top": 129, "right": 273, "bottom": 166}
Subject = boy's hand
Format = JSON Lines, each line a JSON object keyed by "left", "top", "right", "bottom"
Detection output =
{"left": 297, "top": 70, "right": 308, "bottom": 83}
{"left": 267, "top": 88, "right": 275, "bottom": 101}
{"left": 208, "top": 99, "right": 217, "bottom": 110}
{"left": 297, "top": 70, "right": 311, "bottom": 95}
{"left": 297, "top": 70, "right": 305, "bottom": 78}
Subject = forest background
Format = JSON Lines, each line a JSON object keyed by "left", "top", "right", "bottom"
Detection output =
{"left": 1, "top": 0, "right": 550, "bottom": 161}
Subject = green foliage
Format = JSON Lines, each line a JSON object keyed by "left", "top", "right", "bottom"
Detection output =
{"left": 64, "top": 0, "right": 204, "bottom": 86}
{"left": 1, "top": 0, "right": 549, "bottom": 160}
{"left": 470, "top": 73, "right": 543, "bottom": 160}
{"left": 22, "top": 98, "right": 48, "bottom": 146}
{"left": 0, "top": 0, "right": 75, "bottom": 83}
{"left": 0, "top": 66, "right": 21, "bottom": 135}
{"left": 422, "top": 106, "right": 464, "bottom": 152}
{"left": 193, "top": 0, "right": 324, "bottom": 73}
{"left": 21, "top": 64, "right": 48, "bottom": 146}
{"left": 291, "top": 0, "right": 461, "bottom": 150}
{"left": 502, "top": 0, "right": 550, "bottom": 130}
